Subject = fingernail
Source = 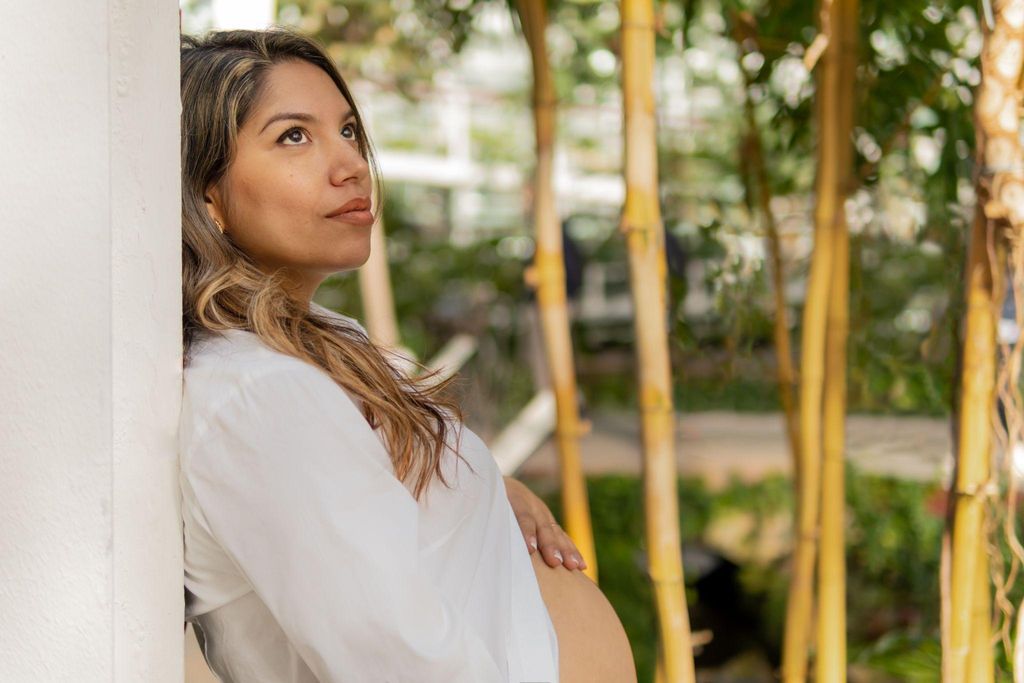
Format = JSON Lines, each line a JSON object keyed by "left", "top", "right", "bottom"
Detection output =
{"left": 553, "top": 549, "right": 563, "bottom": 562}
{"left": 529, "top": 537, "right": 538, "bottom": 551}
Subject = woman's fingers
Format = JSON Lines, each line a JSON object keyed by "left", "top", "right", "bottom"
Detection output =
{"left": 536, "top": 521, "right": 587, "bottom": 570}
{"left": 503, "top": 477, "right": 587, "bottom": 569}
{"left": 515, "top": 513, "right": 539, "bottom": 554}
{"left": 505, "top": 478, "right": 587, "bottom": 570}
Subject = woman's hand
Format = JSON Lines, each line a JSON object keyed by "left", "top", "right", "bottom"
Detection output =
{"left": 503, "top": 476, "right": 587, "bottom": 571}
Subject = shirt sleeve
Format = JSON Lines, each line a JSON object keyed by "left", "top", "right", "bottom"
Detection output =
{"left": 184, "top": 362, "right": 505, "bottom": 683}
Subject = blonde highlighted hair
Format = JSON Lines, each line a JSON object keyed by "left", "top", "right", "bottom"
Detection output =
{"left": 180, "top": 28, "right": 467, "bottom": 500}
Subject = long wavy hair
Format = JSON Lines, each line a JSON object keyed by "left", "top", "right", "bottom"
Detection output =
{"left": 180, "top": 28, "right": 467, "bottom": 500}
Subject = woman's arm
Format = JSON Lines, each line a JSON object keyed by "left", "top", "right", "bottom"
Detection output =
{"left": 503, "top": 475, "right": 587, "bottom": 571}
{"left": 185, "top": 364, "right": 504, "bottom": 683}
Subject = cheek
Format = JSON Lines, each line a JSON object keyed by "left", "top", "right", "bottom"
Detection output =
{"left": 235, "top": 168, "right": 309, "bottom": 222}
{"left": 227, "top": 167, "right": 318, "bottom": 247}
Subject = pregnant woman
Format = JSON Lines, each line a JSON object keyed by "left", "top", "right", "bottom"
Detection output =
{"left": 179, "top": 28, "right": 636, "bottom": 683}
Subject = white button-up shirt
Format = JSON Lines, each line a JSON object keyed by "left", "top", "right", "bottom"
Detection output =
{"left": 179, "top": 306, "right": 559, "bottom": 682}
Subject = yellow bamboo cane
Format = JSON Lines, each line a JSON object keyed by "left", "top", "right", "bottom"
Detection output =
{"left": 949, "top": 2, "right": 1024, "bottom": 678}
{"left": 621, "top": 1, "right": 697, "bottom": 681}
{"left": 358, "top": 217, "right": 402, "bottom": 349}
{"left": 781, "top": 1, "right": 839, "bottom": 680}
{"left": 815, "top": 1, "right": 857, "bottom": 679}
{"left": 815, "top": 203, "right": 849, "bottom": 682}
{"left": 968, "top": 540, "right": 995, "bottom": 682}
{"left": 513, "top": 0, "right": 598, "bottom": 581}
{"left": 950, "top": 203, "right": 998, "bottom": 682}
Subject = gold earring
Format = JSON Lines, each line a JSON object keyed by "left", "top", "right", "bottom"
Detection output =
{"left": 214, "top": 218, "right": 224, "bottom": 234}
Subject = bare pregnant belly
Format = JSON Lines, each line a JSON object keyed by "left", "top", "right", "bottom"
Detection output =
{"left": 530, "top": 552, "right": 638, "bottom": 683}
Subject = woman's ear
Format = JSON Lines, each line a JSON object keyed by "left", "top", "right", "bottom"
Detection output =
{"left": 204, "top": 185, "right": 226, "bottom": 228}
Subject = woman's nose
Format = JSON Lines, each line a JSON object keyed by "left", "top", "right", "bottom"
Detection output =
{"left": 328, "top": 139, "right": 369, "bottom": 187}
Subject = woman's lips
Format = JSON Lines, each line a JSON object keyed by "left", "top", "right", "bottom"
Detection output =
{"left": 326, "top": 196, "right": 371, "bottom": 216}
{"left": 326, "top": 210, "right": 374, "bottom": 226}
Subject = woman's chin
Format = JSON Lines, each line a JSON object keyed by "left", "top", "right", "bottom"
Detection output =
{"left": 318, "top": 249, "right": 372, "bottom": 274}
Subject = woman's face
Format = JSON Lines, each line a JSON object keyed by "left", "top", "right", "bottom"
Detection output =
{"left": 205, "top": 59, "right": 374, "bottom": 303}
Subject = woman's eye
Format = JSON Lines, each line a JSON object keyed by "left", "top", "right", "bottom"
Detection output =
{"left": 278, "top": 124, "right": 357, "bottom": 146}
{"left": 279, "top": 127, "right": 309, "bottom": 145}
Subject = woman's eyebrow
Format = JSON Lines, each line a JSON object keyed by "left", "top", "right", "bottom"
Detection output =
{"left": 259, "top": 108, "right": 355, "bottom": 135}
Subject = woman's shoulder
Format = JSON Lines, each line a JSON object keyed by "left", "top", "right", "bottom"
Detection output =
{"left": 182, "top": 331, "right": 308, "bottom": 437}
{"left": 181, "top": 307, "right": 370, "bottom": 435}
{"left": 185, "top": 303, "right": 365, "bottom": 382}
{"left": 186, "top": 327, "right": 301, "bottom": 384}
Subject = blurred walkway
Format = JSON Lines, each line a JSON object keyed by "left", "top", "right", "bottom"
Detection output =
{"left": 517, "top": 410, "right": 952, "bottom": 486}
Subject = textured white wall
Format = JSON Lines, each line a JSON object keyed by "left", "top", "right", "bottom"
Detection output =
{"left": 0, "top": 1, "right": 183, "bottom": 681}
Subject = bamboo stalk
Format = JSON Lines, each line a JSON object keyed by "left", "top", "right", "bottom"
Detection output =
{"left": 968, "top": 540, "right": 995, "bottom": 682}
{"left": 815, "top": 1, "right": 857, "bottom": 679}
{"left": 815, "top": 217, "right": 849, "bottom": 682}
{"left": 781, "top": 1, "right": 840, "bottom": 680}
{"left": 358, "top": 217, "right": 402, "bottom": 349}
{"left": 733, "top": 11, "right": 801, "bottom": 496}
{"left": 948, "top": 202, "right": 998, "bottom": 681}
{"left": 513, "top": 0, "right": 598, "bottom": 582}
{"left": 950, "top": 2, "right": 1024, "bottom": 678}
{"left": 620, "top": 0, "right": 697, "bottom": 680}
{"left": 754, "top": 131, "right": 801, "bottom": 481}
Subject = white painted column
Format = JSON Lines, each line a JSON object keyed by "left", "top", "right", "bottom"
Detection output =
{"left": 0, "top": 2, "right": 183, "bottom": 681}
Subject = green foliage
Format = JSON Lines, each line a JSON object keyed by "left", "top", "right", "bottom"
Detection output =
{"left": 851, "top": 632, "right": 943, "bottom": 683}
{"left": 659, "top": 0, "right": 977, "bottom": 418}
{"left": 288, "top": 0, "right": 493, "bottom": 97}
{"left": 677, "top": 375, "right": 781, "bottom": 412}
{"left": 845, "top": 232, "right": 960, "bottom": 415}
